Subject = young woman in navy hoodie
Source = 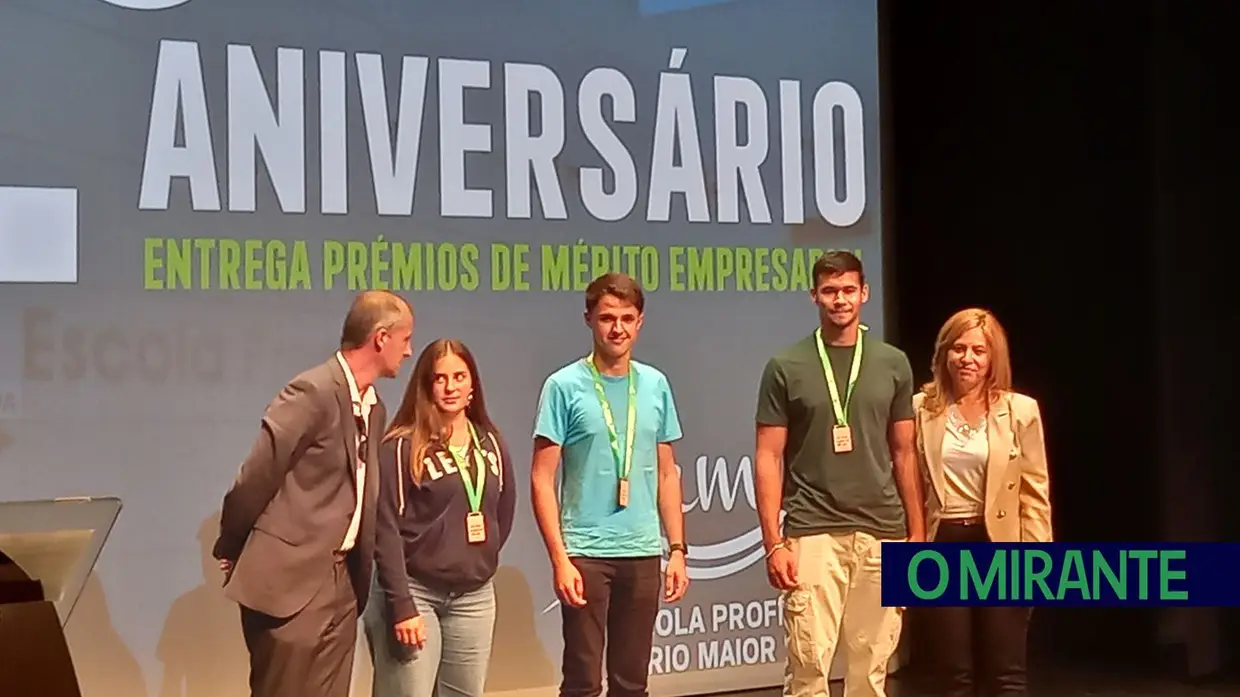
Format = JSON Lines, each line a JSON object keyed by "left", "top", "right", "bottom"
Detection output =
{"left": 363, "top": 338, "right": 516, "bottom": 697}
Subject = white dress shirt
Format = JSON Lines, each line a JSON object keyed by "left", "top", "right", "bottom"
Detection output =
{"left": 336, "top": 351, "right": 377, "bottom": 552}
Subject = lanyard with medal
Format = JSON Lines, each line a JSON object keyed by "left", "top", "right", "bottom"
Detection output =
{"left": 447, "top": 421, "right": 489, "bottom": 544}
{"left": 815, "top": 326, "right": 864, "bottom": 453}
{"left": 585, "top": 354, "right": 637, "bottom": 508}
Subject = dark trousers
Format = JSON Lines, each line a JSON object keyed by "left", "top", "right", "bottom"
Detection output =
{"left": 917, "top": 520, "right": 1031, "bottom": 697}
{"left": 560, "top": 556, "right": 662, "bottom": 697}
{"left": 240, "top": 556, "right": 358, "bottom": 697}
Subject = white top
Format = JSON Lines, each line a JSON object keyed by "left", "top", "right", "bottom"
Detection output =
{"left": 336, "top": 351, "right": 377, "bottom": 552}
{"left": 939, "top": 406, "right": 988, "bottom": 519}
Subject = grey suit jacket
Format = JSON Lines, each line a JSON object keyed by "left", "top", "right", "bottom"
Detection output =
{"left": 213, "top": 357, "right": 386, "bottom": 619}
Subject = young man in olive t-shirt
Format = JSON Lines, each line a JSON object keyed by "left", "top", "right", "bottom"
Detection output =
{"left": 754, "top": 251, "right": 924, "bottom": 697}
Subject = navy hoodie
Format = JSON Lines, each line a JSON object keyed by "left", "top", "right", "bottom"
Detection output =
{"left": 373, "top": 422, "right": 516, "bottom": 622}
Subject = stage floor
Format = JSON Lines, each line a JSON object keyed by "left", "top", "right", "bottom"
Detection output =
{"left": 725, "top": 669, "right": 1239, "bottom": 697}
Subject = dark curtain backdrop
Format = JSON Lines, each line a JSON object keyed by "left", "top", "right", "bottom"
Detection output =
{"left": 884, "top": 1, "right": 1237, "bottom": 678}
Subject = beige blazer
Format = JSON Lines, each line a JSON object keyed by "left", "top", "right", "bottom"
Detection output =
{"left": 913, "top": 390, "right": 1052, "bottom": 544}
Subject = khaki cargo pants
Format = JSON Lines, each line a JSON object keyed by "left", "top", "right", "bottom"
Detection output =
{"left": 781, "top": 531, "right": 903, "bottom": 697}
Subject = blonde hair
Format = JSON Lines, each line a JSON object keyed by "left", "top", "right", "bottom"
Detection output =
{"left": 920, "top": 308, "right": 1013, "bottom": 415}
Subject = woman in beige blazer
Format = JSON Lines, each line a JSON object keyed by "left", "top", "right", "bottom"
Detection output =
{"left": 912, "top": 308, "right": 1052, "bottom": 697}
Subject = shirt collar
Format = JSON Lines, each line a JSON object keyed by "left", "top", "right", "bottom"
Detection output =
{"left": 335, "top": 351, "right": 377, "bottom": 412}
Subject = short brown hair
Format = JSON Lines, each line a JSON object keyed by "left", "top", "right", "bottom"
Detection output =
{"left": 585, "top": 272, "right": 645, "bottom": 314}
{"left": 339, "top": 290, "right": 411, "bottom": 350}
{"left": 812, "top": 250, "right": 865, "bottom": 287}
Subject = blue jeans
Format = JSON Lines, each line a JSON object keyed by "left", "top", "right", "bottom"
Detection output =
{"left": 363, "top": 576, "right": 496, "bottom": 697}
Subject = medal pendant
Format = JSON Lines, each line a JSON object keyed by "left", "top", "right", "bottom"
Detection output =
{"left": 465, "top": 512, "right": 487, "bottom": 543}
{"left": 832, "top": 425, "right": 854, "bottom": 453}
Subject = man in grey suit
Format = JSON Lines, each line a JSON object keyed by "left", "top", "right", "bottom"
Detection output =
{"left": 213, "top": 290, "right": 415, "bottom": 697}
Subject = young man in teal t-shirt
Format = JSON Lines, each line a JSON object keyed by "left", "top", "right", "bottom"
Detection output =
{"left": 531, "top": 272, "right": 689, "bottom": 697}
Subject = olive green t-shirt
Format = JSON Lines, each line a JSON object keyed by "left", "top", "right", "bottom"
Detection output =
{"left": 755, "top": 331, "right": 915, "bottom": 539}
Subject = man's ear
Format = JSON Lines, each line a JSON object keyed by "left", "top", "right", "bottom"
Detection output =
{"left": 860, "top": 283, "right": 870, "bottom": 304}
{"left": 635, "top": 313, "right": 645, "bottom": 331}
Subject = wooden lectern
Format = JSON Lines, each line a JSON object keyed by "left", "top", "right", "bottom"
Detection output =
{"left": 0, "top": 551, "right": 82, "bottom": 697}
{"left": 0, "top": 497, "right": 123, "bottom": 697}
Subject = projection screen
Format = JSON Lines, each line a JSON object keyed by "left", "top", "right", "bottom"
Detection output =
{"left": 0, "top": 1, "right": 886, "bottom": 696}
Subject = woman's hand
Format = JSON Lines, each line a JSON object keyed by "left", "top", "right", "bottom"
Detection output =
{"left": 394, "top": 615, "right": 426, "bottom": 648}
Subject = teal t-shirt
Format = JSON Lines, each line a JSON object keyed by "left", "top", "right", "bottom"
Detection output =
{"left": 533, "top": 358, "right": 683, "bottom": 558}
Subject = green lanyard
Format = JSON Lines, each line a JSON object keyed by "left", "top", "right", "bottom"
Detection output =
{"left": 585, "top": 354, "right": 637, "bottom": 481}
{"left": 446, "top": 421, "right": 487, "bottom": 513}
{"left": 815, "top": 327, "right": 864, "bottom": 426}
